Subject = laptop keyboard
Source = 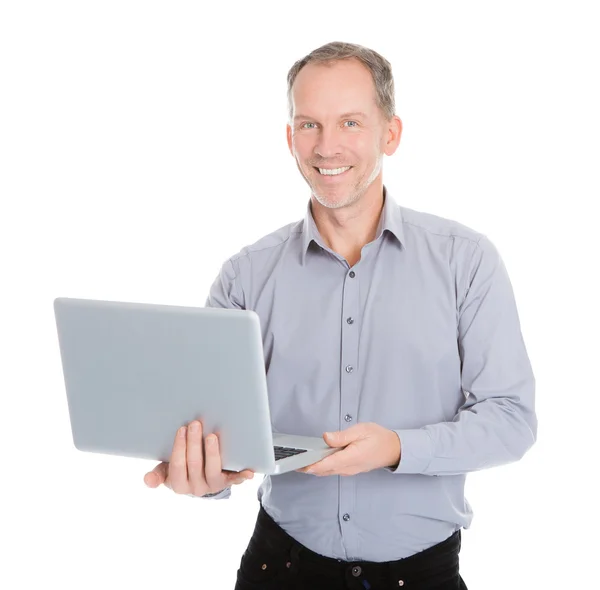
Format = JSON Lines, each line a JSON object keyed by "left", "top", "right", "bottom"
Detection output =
{"left": 274, "top": 446, "right": 308, "bottom": 461}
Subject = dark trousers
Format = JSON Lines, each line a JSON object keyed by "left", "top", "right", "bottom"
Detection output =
{"left": 235, "top": 504, "right": 468, "bottom": 590}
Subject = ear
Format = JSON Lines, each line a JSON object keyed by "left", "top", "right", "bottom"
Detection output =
{"left": 384, "top": 115, "right": 402, "bottom": 157}
{"left": 286, "top": 124, "right": 293, "bottom": 156}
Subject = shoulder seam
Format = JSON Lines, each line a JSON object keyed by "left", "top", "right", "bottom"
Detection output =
{"left": 402, "top": 219, "right": 483, "bottom": 245}
{"left": 230, "top": 233, "right": 295, "bottom": 262}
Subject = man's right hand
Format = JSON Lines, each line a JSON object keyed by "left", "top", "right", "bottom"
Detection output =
{"left": 144, "top": 420, "right": 254, "bottom": 496}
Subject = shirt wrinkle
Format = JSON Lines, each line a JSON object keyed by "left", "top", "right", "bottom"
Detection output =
{"left": 203, "top": 184, "right": 536, "bottom": 562}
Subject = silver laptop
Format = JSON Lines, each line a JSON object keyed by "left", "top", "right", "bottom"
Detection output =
{"left": 53, "top": 297, "right": 341, "bottom": 475}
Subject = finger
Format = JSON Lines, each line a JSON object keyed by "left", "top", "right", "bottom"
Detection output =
{"left": 301, "top": 455, "right": 341, "bottom": 475}
{"left": 227, "top": 469, "right": 255, "bottom": 485}
{"left": 187, "top": 420, "right": 206, "bottom": 495}
{"left": 306, "top": 448, "right": 359, "bottom": 476}
{"left": 299, "top": 459, "right": 325, "bottom": 473}
{"left": 297, "top": 461, "right": 318, "bottom": 473}
{"left": 312, "top": 445, "right": 357, "bottom": 473}
{"left": 144, "top": 462, "right": 168, "bottom": 487}
{"left": 300, "top": 465, "right": 338, "bottom": 477}
{"left": 169, "top": 426, "right": 189, "bottom": 493}
{"left": 203, "top": 433, "right": 224, "bottom": 491}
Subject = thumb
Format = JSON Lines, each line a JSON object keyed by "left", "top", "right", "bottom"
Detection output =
{"left": 323, "top": 431, "right": 347, "bottom": 447}
{"left": 144, "top": 462, "right": 168, "bottom": 488}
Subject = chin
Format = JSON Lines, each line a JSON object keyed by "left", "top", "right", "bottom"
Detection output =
{"left": 312, "top": 189, "right": 360, "bottom": 210}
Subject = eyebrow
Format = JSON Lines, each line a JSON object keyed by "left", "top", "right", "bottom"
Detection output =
{"left": 293, "top": 111, "right": 369, "bottom": 122}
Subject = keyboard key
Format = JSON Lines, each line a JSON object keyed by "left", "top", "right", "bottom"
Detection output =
{"left": 274, "top": 446, "right": 308, "bottom": 460}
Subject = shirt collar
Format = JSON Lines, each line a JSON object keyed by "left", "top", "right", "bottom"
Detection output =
{"left": 301, "top": 184, "right": 406, "bottom": 265}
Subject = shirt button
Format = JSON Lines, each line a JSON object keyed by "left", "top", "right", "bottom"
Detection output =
{"left": 346, "top": 317, "right": 354, "bottom": 324}
{"left": 349, "top": 271, "right": 356, "bottom": 278}
{"left": 343, "top": 513, "right": 350, "bottom": 521}
{"left": 352, "top": 566, "right": 362, "bottom": 577}
{"left": 345, "top": 365, "right": 353, "bottom": 373}
{"left": 398, "top": 581, "right": 405, "bottom": 587}
{"left": 344, "top": 414, "right": 353, "bottom": 422}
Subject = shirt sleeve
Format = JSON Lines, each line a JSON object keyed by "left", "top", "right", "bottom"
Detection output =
{"left": 386, "top": 235, "right": 537, "bottom": 476}
{"left": 196, "top": 257, "right": 245, "bottom": 499}
{"left": 204, "top": 257, "right": 245, "bottom": 310}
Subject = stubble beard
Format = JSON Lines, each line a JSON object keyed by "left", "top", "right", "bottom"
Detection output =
{"left": 302, "top": 152, "right": 384, "bottom": 210}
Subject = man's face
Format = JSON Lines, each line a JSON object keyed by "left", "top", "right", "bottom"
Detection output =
{"left": 287, "top": 58, "right": 396, "bottom": 209}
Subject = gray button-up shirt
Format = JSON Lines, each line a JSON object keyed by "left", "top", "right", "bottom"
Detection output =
{"left": 204, "top": 185, "right": 536, "bottom": 561}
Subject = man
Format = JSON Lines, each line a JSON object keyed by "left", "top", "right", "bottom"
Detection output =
{"left": 144, "top": 41, "right": 537, "bottom": 589}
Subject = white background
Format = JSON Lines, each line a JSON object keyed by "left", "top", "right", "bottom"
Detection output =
{"left": 1, "top": 1, "right": 598, "bottom": 588}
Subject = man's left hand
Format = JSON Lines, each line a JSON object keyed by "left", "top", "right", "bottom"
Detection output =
{"left": 295, "top": 422, "right": 401, "bottom": 476}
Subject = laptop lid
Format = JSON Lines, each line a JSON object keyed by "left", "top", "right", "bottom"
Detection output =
{"left": 53, "top": 297, "right": 279, "bottom": 472}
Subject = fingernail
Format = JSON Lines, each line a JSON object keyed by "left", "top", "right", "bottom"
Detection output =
{"left": 206, "top": 436, "right": 215, "bottom": 446}
{"left": 189, "top": 421, "right": 199, "bottom": 433}
{"left": 179, "top": 427, "right": 187, "bottom": 437}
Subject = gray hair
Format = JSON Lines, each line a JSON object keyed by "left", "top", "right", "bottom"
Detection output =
{"left": 286, "top": 41, "right": 396, "bottom": 123}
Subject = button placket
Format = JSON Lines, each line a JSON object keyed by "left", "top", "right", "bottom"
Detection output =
{"left": 341, "top": 263, "right": 360, "bottom": 560}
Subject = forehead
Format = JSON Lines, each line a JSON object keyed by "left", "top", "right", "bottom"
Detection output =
{"left": 291, "top": 58, "right": 379, "bottom": 117}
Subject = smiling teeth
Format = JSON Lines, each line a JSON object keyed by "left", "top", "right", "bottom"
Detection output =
{"left": 318, "top": 166, "right": 351, "bottom": 176}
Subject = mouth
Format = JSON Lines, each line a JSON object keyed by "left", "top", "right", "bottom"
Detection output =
{"left": 313, "top": 166, "right": 353, "bottom": 179}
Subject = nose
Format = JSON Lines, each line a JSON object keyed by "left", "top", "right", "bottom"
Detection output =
{"left": 314, "top": 125, "right": 343, "bottom": 160}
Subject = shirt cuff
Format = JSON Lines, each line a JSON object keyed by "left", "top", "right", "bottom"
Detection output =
{"left": 188, "top": 487, "right": 231, "bottom": 499}
{"left": 384, "top": 429, "right": 434, "bottom": 474}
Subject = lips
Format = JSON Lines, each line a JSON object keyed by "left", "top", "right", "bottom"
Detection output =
{"left": 313, "top": 166, "right": 353, "bottom": 176}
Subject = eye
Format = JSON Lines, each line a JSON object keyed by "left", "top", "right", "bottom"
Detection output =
{"left": 301, "top": 122, "right": 316, "bottom": 129}
{"left": 344, "top": 120, "right": 358, "bottom": 127}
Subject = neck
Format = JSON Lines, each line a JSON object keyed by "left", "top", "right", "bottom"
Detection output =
{"left": 310, "top": 181, "right": 385, "bottom": 263}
